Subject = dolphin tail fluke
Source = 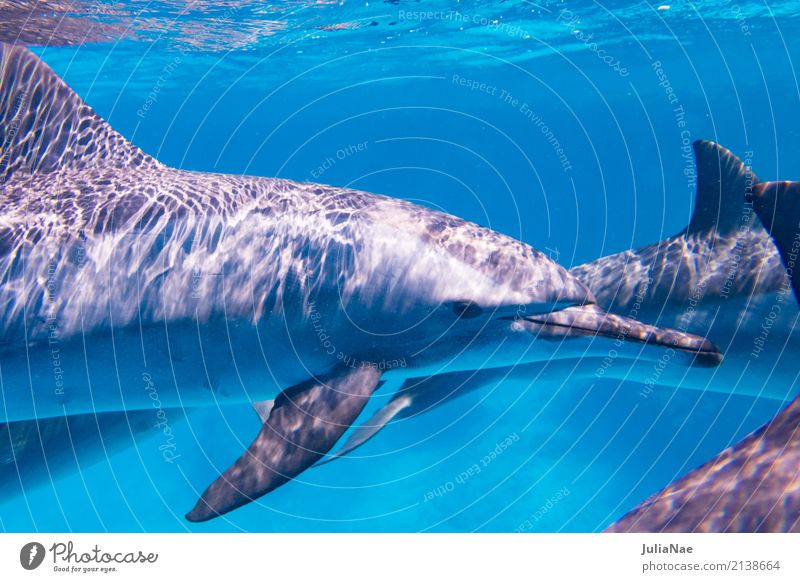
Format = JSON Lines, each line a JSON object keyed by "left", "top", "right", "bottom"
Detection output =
{"left": 0, "top": 42, "right": 156, "bottom": 184}
{"left": 683, "top": 140, "right": 759, "bottom": 235}
{"left": 186, "top": 365, "right": 382, "bottom": 523}
{"left": 752, "top": 181, "right": 800, "bottom": 303}
{"left": 521, "top": 304, "right": 723, "bottom": 367}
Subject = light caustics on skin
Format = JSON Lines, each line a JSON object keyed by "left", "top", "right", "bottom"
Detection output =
{"left": 606, "top": 180, "right": 800, "bottom": 533}
{"left": 322, "top": 142, "right": 800, "bottom": 533}
{"left": 0, "top": 43, "right": 720, "bottom": 521}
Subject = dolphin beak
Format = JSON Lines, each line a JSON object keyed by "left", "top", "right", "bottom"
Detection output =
{"left": 513, "top": 305, "right": 723, "bottom": 368}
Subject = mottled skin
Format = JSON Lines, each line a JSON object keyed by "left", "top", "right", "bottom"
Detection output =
{"left": 606, "top": 179, "right": 800, "bottom": 533}
{"left": 0, "top": 43, "right": 715, "bottom": 422}
{"left": 1, "top": 167, "right": 585, "bottom": 340}
{"left": 326, "top": 142, "right": 797, "bottom": 463}
{"left": 752, "top": 182, "right": 800, "bottom": 301}
{"left": 321, "top": 144, "right": 800, "bottom": 535}
{"left": 571, "top": 141, "right": 798, "bottom": 401}
{"left": 605, "top": 394, "right": 800, "bottom": 532}
{"left": 0, "top": 41, "right": 591, "bottom": 422}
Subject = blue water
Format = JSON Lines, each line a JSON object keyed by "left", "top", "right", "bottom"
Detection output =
{"left": 1, "top": 0, "right": 799, "bottom": 532}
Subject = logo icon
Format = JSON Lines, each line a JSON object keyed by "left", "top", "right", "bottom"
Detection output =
{"left": 20, "top": 542, "right": 46, "bottom": 570}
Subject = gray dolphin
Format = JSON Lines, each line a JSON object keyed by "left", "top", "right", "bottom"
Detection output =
{"left": 0, "top": 410, "right": 168, "bottom": 500}
{"left": 606, "top": 179, "right": 800, "bottom": 533}
{"left": 323, "top": 141, "right": 798, "bottom": 463}
{"left": 0, "top": 44, "right": 719, "bottom": 522}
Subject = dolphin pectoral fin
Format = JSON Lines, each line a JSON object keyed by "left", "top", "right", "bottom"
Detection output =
{"left": 252, "top": 400, "right": 275, "bottom": 424}
{"left": 684, "top": 140, "right": 759, "bottom": 235}
{"left": 318, "top": 369, "right": 498, "bottom": 465}
{"left": 752, "top": 181, "right": 800, "bottom": 303}
{"left": 316, "top": 394, "right": 413, "bottom": 465}
{"left": 186, "top": 364, "right": 382, "bottom": 522}
{"left": 519, "top": 304, "right": 723, "bottom": 367}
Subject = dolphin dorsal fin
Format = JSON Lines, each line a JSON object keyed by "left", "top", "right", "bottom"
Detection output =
{"left": 753, "top": 181, "right": 800, "bottom": 303}
{"left": 684, "top": 140, "right": 758, "bottom": 235}
{"left": 0, "top": 43, "right": 157, "bottom": 184}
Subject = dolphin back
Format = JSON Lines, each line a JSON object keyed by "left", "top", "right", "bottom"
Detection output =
{"left": 606, "top": 396, "right": 800, "bottom": 532}
{"left": 569, "top": 141, "right": 786, "bottom": 337}
{"left": 606, "top": 176, "right": 800, "bottom": 533}
{"left": 752, "top": 181, "right": 800, "bottom": 303}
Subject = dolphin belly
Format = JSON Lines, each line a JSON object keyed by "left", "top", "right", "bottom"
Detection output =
{"left": 0, "top": 319, "right": 342, "bottom": 423}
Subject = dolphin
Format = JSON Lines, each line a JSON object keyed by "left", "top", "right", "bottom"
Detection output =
{"left": 751, "top": 181, "right": 800, "bottom": 301}
{"left": 0, "top": 43, "right": 719, "bottom": 522}
{"left": 0, "top": 410, "right": 167, "bottom": 500}
{"left": 605, "top": 179, "right": 800, "bottom": 533}
{"left": 322, "top": 141, "right": 799, "bottom": 463}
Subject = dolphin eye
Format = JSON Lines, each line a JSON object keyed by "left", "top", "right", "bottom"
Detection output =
{"left": 451, "top": 301, "right": 483, "bottom": 319}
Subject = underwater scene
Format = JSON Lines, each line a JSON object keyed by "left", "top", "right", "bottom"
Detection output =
{"left": 0, "top": 0, "right": 799, "bottom": 533}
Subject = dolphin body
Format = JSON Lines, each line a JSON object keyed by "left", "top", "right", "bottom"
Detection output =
{"left": 8, "top": 139, "right": 767, "bottom": 504}
{"left": 0, "top": 410, "right": 167, "bottom": 501}
{"left": 0, "top": 1, "right": 126, "bottom": 47}
{"left": 0, "top": 44, "right": 719, "bottom": 521}
{"left": 606, "top": 180, "right": 800, "bottom": 533}
{"left": 323, "top": 142, "right": 799, "bottom": 463}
